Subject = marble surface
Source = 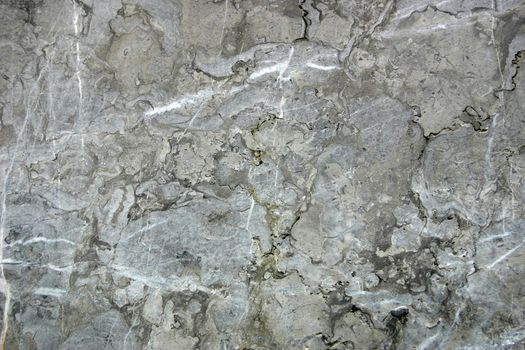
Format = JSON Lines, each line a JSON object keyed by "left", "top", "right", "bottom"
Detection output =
{"left": 0, "top": 0, "right": 524, "bottom": 349}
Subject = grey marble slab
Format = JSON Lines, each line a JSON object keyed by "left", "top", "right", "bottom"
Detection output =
{"left": 0, "top": 0, "right": 524, "bottom": 349}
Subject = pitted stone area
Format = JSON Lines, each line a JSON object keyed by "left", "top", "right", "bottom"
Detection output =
{"left": 0, "top": 0, "right": 524, "bottom": 349}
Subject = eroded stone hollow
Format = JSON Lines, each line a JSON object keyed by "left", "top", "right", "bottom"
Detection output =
{"left": 0, "top": 0, "right": 524, "bottom": 349}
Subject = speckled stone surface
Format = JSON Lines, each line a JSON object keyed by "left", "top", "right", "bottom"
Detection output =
{"left": 0, "top": 0, "right": 524, "bottom": 349}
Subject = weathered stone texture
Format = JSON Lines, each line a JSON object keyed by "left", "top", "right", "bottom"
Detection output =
{"left": 0, "top": 0, "right": 524, "bottom": 349}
